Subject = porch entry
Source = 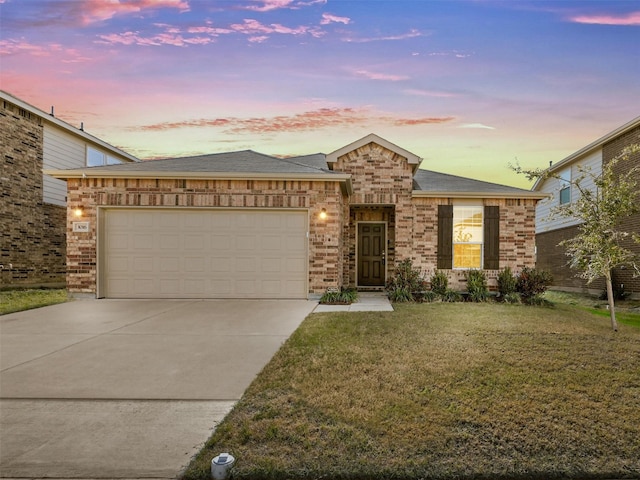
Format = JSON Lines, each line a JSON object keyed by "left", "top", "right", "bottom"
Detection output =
{"left": 357, "top": 222, "right": 386, "bottom": 287}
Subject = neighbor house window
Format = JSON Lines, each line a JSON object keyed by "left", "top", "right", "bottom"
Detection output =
{"left": 437, "top": 205, "right": 500, "bottom": 270}
{"left": 87, "top": 146, "right": 122, "bottom": 166}
{"left": 559, "top": 168, "right": 571, "bottom": 205}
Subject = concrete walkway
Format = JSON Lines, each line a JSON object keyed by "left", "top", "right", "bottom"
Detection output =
{"left": 313, "top": 292, "right": 393, "bottom": 313}
{"left": 0, "top": 299, "right": 316, "bottom": 479}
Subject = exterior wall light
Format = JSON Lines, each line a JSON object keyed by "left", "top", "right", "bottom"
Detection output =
{"left": 73, "top": 206, "right": 84, "bottom": 218}
{"left": 319, "top": 208, "right": 327, "bottom": 220}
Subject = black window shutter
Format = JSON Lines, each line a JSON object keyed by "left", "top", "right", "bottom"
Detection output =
{"left": 484, "top": 206, "right": 500, "bottom": 269}
{"left": 437, "top": 205, "right": 453, "bottom": 269}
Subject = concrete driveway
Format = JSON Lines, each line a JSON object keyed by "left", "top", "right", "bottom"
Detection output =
{"left": 0, "top": 298, "right": 315, "bottom": 479}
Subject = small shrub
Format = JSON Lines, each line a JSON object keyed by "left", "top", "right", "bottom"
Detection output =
{"left": 430, "top": 270, "right": 449, "bottom": 295}
{"left": 466, "top": 270, "right": 489, "bottom": 302}
{"left": 440, "top": 288, "right": 462, "bottom": 303}
{"left": 388, "top": 287, "right": 413, "bottom": 303}
{"left": 497, "top": 267, "right": 518, "bottom": 297}
{"left": 419, "top": 290, "right": 440, "bottom": 303}
{"left": 516, "top": 267, "right": 553, "bottom": 305}
{"left": 320, "top": 287, "right": 358, "bottom": 305}
{"left": 502, "top": 292, "right": 522, "bottom": 304}
{"left": 386, "top": 259, "right": 427, "bottom": 303}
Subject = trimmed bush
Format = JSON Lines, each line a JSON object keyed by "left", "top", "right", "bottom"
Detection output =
{"left": 516, "top": 267, "right": 553, "bottom": 304}
{"left": 320, "top": 287, "right": 358, "bottom": 305}
{"left": 497, "top": 267, "right": 518, "bottom": 297}
{"left": 466, "top": 270, "right": 489, "bottom": 302}
{"left": 502, "top": 292, "right": 522, "bottom": 304}
{"left": 441, "top": 288, "right": 462, "bottom": 303}
{"left": 430, "top": 270, "right": 449, "bottom": 295}
{"left": 386, "top": 259, "right": 427, "bottom": 303}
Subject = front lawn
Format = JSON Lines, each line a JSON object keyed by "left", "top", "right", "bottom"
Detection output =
{"left": 183, "top": 301, "right": 640, "bottom": 480}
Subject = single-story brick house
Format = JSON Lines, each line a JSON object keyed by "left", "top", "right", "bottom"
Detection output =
{"left": 47, "top": 134, "right": 545, "bottom": 299}
{"left": 1, "top": 90, "right": 138, "bottom": 289}
{"left": 533, "top": 116, "right": 640, "bottom": 297}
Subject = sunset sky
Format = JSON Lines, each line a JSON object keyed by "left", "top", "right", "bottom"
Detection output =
{"left": 1, "top": 0, "right": 638, "bottom": 188}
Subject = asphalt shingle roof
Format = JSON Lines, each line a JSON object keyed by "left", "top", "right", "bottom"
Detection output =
{"left": 413, "top": 169, "right": 532, "bottom": 194}
{"left": 85, "top": 150, "right": 333, "bottom": 175}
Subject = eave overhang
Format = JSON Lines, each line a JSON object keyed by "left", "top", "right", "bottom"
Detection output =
{"left": 44, "top": 169, "right": 354, "bottom": 196}
{"left": 412, "top": 190, "right": 548, "bottom": 200}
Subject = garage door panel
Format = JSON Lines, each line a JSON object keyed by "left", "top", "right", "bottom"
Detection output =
{"left": 102, "top": 209, "right": 308, "bottom": 298}
{"left": 237, "top": 236, "right": 256, "bottom": 250}
{"left": 133, "top": 257, "right": 154, "bottom": 272}
{"left": 132, "top": 278, "right": 155, "bottom": 296}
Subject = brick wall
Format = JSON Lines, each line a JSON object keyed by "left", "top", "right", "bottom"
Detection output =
{"left": 412, "top": 197, "right": 538, "bottom": 290}
{"left": 332, "top": 142, "right": 414, "bottom": 286}
{"left": 603, "top": 122, "right": 640, "bottom": 295}
{"left": 65, "top": 177, "right": 346, "bottom": 295}
{"left": 0, "top": 100, "right": 66, "bottom": 288}
{"left": 536, "top": 225, "right": 605, "bottom": 293}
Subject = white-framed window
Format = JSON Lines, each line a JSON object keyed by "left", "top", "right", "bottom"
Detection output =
{"left": 452, "top": 206, "right": 483, "bottom": 269}
{"left": 87, "top": 146, "right": 122, "bottom": 166}
{"left": 559, "top": 168, "right": 571, "bottom": 205}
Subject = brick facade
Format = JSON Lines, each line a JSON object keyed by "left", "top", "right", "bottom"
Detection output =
{"left": 603, "top": 123, "right": 640, "bottom": 295}
{"left": 1, "top": 99, "right": 66, "bottom": 288}
{"left": 332, "top": 142, "right": 414, "bottom": 287}
{"left": 65, "top": 177, "right": 346, "bottom": 294}
{"left": 412, "top": 197, "right": 538, "bottom": 290}
{"left": 61, "top": 139, "right": 540, "bottom": 298}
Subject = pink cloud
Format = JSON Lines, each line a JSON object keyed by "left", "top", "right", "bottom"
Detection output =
{"left": 394, "top": 117, "right": 455, "bottom": 126}
{"left": 80, "top": 0, "right": 190, "bottom": 25}
{"left": 354, "top": 70, "right": 409, "bottom": 81}
{"left": 242, "top": 0, "right": 297, "bottom": 12}
{"left": 569, "top": 11, "right": 640, "bottom": 26}
{"left": 0, "top": 39, "right": 94, "bottom": 63}
{"left": 320, "top": 13, "right": 350, "bottom": 25}
{"left": 96, "top": 25, "right": 215, "bottom": 47}
{"left": 136, "top": 107, "right": 455, "bottom": 134}
{"left": 230, "top": 19, "right": 323, "bottom": 39}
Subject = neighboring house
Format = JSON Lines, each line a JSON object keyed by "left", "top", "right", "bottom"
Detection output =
{"left": 47, "top": 133, "right": 544, "bottom": 299}
{"left": 533, "top": 116, "right": 640, "bottom": 297}
{"left": 0, "top": 90, "right": 138, "bottom": 288}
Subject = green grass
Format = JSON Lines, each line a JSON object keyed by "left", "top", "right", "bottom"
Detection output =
{"left": 544, "top": 290, "right": 640, "bottom": 329}
{"left": 0, "top": 289, "right": 69, "bottom": 315}
{"left": 183, "top": 301, "right": 640, "bottom": 480}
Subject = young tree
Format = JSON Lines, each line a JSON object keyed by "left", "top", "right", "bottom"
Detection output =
{"left": 513, "top": 145, "right": 640, "bottom": 331}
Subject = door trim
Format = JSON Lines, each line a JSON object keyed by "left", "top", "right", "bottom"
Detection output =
{"left": 356, "top": 221, "right": 387, "bottom": 288}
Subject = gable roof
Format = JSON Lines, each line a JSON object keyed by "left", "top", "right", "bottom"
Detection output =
{"left": 326, "top": 133, "right": 422, "bottom": 173}
{"left": 45, "top": 149, "right": 353, "bottom": 194}
{"left": 66, "top": 150, "right": 332, "bottom": 174}
{"left": 1, "top": 90, "right": 139, "bottom": 163}
{"left": 532, "top": 115, "right": 640, "bottom": 191}
{"left": 413, "top": 169, "right": 546, "bottom": 199}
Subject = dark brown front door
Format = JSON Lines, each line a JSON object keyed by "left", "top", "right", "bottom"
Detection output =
{"left": 358, "top": 223, "right": 386, "bottom": 287}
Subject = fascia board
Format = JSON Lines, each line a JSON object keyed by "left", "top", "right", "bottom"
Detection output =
{"left": 412, "top": 190, "right": 549, "bottom": 200}
{"left": 44, "top": 168, "right": 352, "bottom": 183}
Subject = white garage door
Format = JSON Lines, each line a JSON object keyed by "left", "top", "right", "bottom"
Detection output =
{"left": 100, "top": 209, "right": 308, "bottom": 299}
